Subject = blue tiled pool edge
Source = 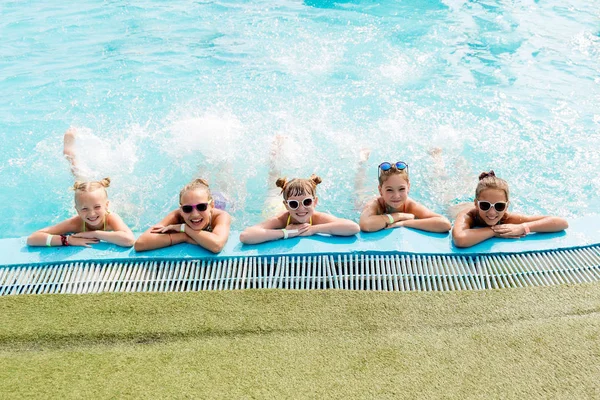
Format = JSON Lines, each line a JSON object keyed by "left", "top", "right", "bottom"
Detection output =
{"left": 1, "top": 216, "right": 599, "bottom": 268}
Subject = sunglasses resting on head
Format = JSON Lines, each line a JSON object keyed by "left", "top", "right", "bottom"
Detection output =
{"left": 378, "top": 161, "right": 408, "bottom": 177}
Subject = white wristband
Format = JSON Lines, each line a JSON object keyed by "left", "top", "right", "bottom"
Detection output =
{"left": 46, "top": 234, "right": 53, "bottom": 247}
{"left": 522, "top": 223, "right": 530, "bottom": 235}
{"left": 386, "top": 214, "right": 394, "bottom": 225}
{"left": 180, "top": 224, "right": 186, "bottom": 233}
{"left": 282, "top": 229, "right": 288, "bottom": 239}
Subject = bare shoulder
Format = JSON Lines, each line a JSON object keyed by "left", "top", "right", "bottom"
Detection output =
{"left": 361, "top": 197, "right": 384, "bottom": 217}
{"left": 312, "top": 211, "right": 339, "bottom": 224}
{"left": 211, "top": 208, "right": 232, "bottom": 224}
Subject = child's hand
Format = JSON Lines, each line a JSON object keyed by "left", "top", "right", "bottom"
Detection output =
{"left": 492, "top": 224, "right": 526, "bottom": 238}
{"left": 286, "top": 223, "right": 311, "bottom": 237}
{"left": 397, "top": 213, "right": 415, "bottom": 221}
{"left": 385, "top": 221, "right": 405, "bottom": 229}
{"left": 68, "top": 236, "right": 99, "bottom": 247}
{"left": 71, "top": 231, "right": 99, "bottom": 239}
{"left": 151, "top": 224, "right": 182, "bottom": 234}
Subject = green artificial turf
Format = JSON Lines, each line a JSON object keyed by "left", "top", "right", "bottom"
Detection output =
{"left": 2, "top": 285, "right": 600, "bottom": 399}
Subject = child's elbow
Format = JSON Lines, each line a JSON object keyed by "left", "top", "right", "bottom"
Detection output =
{"left": 207, "top": 241, "right": 226, "bottom": 254}
{"left": 452, "top": 233, "right": 470, "bottom": 248}
{"left": 123, "top": 236, "right": 136, "bottom": 247}
{"left": 559, "top": 219, "right": 569, "bottom": 230}
{"left": 439, "top": 219, "right": 452, "bottom": 232}
{"left": 134, "top": 239, "right": 148, "bottom": 252}
{"left": 349, "top": 223, "right": 360, "bottom": 235}
{"left": 239, "top": 230, "right": 250, "bottom": 244}
{"left": 359, "top": 221, "right": 377, "bottom": 233}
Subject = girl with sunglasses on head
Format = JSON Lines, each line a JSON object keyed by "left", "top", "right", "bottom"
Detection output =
{"left": 452, "top": 171, "right": 568, "bottom": 248}
{"left": 27, "top": 128, "right": 135, "bottom": 248}
{"left": 358, "top": 154, "right": 452, "bottom": 233}
{"left": 134, "top": 178, "right": 231, "bottom": 253}
{"left": 239, "top": 174, "right": 360, "bottom": 244}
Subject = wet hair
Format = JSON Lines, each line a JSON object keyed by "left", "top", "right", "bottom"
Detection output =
{"left": 72, "top": 177, "right": 110, "bottom": 198}
{"left": 276, "top": 174, "right": 322, "bottom": 199}
{"left": 378, "top": 166, "right": 409, "bottom": 186}
{"left": 476, "top": 170, "right": 509, "bottom": 200}
{"left": 179, "top": 178, "right": 213, "bottom": 203}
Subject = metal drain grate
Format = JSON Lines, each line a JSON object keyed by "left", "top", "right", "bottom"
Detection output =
{"left": 1, "top": 246, "right": 600, "bottom": 295}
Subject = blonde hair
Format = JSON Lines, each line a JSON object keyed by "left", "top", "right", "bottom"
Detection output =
{"left": 378, "top": 167, "right": 409, "bottom": 185}
{"left": 476, "top": 170, "right": 509, "bottom": 200}
{"left": 179, "top": 178, "right": 212, "bottom": 203}
{"left": 72, "top": 177, "right": 110, "bottom": 198}
{"left": 276, "top": 174, "right": 322, "bottom": 199}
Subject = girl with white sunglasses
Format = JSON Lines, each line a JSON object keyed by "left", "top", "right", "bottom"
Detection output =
{"left": 452, "top": 171, "right": 568, "bottom": 248}
{"left": 239, "top": 174, "right": 360, "bottom": 244}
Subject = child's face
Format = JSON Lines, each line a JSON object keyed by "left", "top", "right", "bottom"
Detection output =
{"left": 179, "top": 189, "right": 213, "bottom": 231}
{"left": 475, "top": 188, "right": 509, "bottom": 226}
{"left": 284, "top": 193, "right": 318, "bottom": 224}
{"left": 75, "top": 189, "right": 109, "bottom": 228}
{"left": 378, "top": 174, "right": 409, "bottom": 210}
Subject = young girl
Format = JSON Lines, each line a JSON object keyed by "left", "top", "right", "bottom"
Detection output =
{"left": 452, "top": 171, "right": 569, "bottom": 248}
{"left": 239, "top": 174, "right": 360, "bottom": 244}
{"left": 134, "top": 178, "right": 231, "bottom": 253}
{"left": 27, "top": 128, "right": 135, "bottom": 248}
{"left": 358, "top": 156, "right": 452, "bottom": 233}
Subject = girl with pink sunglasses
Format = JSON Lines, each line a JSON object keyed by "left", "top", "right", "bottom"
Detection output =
{"left": 135, "top": 178, "right": 231, "bottom": 253}
{"left": 452, "top": 171, "right": 568, "bottom": 248}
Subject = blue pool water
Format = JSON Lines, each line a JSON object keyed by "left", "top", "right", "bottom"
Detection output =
{"left": 1, "top": 0, "right": 599, "bottom": 239}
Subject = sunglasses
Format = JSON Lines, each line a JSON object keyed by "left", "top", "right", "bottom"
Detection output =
{"left": 180, "top": 199, "right": 212, "bottom": 213}
{"left": 477, "top": 201, "right": 507, "bottom": 212}
{"left": 378, "top": 161, "right": 408, "bottom": 177}
{"left": 285, "top": 197, "right": 314, "bottom": 210}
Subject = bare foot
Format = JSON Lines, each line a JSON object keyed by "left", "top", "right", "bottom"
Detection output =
{"left": 428, "top": 147, "right": 442, "bottom": 157}
{"left": 269, "top": 135, "right": 287, "bottom": 178}
{"left": 359, "top": 147, "right": 371, "bottom": 164}
{"left": 63, "top": 127, "right": 77, "bottom": 161}
{"left": 63, "top": 127, "right": 81, "bottom": 177}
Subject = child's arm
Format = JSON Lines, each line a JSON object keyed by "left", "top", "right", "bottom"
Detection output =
{"left": 239, "top": 213, "right": 307, "bottom": 244}
{"left": 387, "top": 202, "right": 451, "bottom": 233}
{"left": 134, "top": 211, "right": 192, "bottom": 252}
{"left": 452, "top": 209, "right": 496, "bottom": 248}
{"left": 492, "top": 214, "right": 569, "bottom": 237}
{"left": 27, "top": 217, "right": 99, "bottom": 247}
{"left": 181, "top": 211, "right": 231, "bottom": 253}
{"left": 359, "top": 199, "right": 415, "bottom": 232}
{"left": 70, "top": 213, "right": 135, "bottom": 247}
{"left": 301, "top": 213, "right": 360, "bottom": 237}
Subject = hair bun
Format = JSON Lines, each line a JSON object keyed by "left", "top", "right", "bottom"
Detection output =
{"left": 100, "top": 177, "right": 111, "bottom": 188}
{"left": 478, "top": 170, "right": 496, "bottom": 181}
{"left": 192, "top": 178, "right": 209, "bottom": 187}
{"left": 310, "top": 174, "right": 322, "bottom": 186}
{"left": 276, "top": 177, "right": 287, "bottom": 189}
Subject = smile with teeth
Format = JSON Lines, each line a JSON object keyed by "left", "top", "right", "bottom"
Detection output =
{"left": 190, "top": 218, "right": 204, "bottom": 225}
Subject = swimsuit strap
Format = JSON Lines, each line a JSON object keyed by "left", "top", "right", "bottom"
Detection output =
{"left": 286, "top": 214, "right": 312, "bottom": 226}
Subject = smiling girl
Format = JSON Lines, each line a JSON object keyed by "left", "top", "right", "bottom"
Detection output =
{"left": 358, "top": 160, "right": 451, "bottom": 233}
{"left": 134, "top": 178, "right": 231, "bottom": 253}
{"left": 239, "top": 175, "right": 360, "bottom": 244}
{"left": 27, "top": 128, "right": 135, "bottom": 248}
{"left": 451, "top": 171, "right": 569, "bottom": 248}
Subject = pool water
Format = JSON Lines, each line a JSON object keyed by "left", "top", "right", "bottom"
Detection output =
{"left": 1, "top": 0, "right": 599, "bottom": 239}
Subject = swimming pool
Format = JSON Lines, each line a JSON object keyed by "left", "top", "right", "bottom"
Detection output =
{"left": 1, "top": 0, "right": 599, "bottom": 239}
